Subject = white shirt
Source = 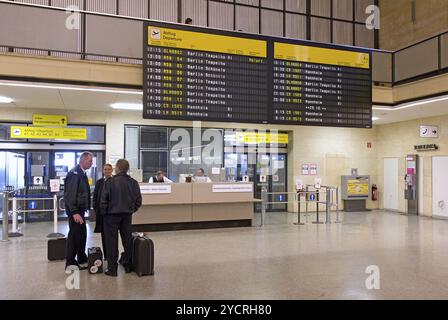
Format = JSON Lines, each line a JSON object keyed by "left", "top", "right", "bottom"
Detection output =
{"left": 148, "top": 176, "right": 173, "bottom": 183}
{"left": 193, "top": 176, "right": 212, "bottom": 183}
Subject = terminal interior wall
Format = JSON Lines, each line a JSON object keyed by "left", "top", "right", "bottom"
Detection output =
{"left": 3, "top": 107, "right": 448, "bottom": 216}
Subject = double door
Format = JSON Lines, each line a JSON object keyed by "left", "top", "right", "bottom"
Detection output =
{"left": 225, "top": 152, "right": 288, "bottom": 212}
{"left": 0, "top": 149, "right": 104, "bottom": 221}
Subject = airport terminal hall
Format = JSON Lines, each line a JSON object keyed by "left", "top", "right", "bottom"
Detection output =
{"left": 2, "top": 0, "right": 448, "bottom": 303}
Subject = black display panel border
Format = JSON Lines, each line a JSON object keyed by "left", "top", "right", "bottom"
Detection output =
{"left": 143, "top": 21, "right": 373, "bottom": 129}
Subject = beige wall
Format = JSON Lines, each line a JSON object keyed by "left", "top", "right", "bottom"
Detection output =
{"left": 3, "top": 106, "right": 448, "bottom": 217}
{"left": 379, "top": 0, "right": 448, "bottom": 50}
{"left": 0, "top": 107, "right": 380, "bottom": 212}
{"left": 376, "top": 114, "right": 448, "bottom": 216}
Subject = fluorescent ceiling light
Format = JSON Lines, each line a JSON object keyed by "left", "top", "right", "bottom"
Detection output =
{"left": 111, "top": 103, "right": 143, "bottom": 110}
{"left": 0, "top": 96, "right": 13, "bottom": 103}
{"left": 0, "top": 82, "right": 142, "bottom": 95}
{"left": 373, "top": 95, "right": 448, "bottom": 111}
{"left": 372, "top": 106, "right": 392, "bottom": 110}
{"left": 395, "top": 95, "right": 448, "bottom": 110}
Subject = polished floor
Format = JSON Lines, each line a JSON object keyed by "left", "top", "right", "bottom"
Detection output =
{"left": 1, "top": 211, "right": 448, "bottom": 300}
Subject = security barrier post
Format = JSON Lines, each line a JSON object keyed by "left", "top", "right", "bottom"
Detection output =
{"left": 335, "top": 187, "right": 342, "bottom": 223}
{"left": 313, "top": 189, "right": 324, "bottom": 224}
{"left": 260, "top": 187, "right": 267, "bottom": 227}
{"left": 294, "top": 191, "right": 305, "bottom": 226}
{"left": 47, "top": 195, "right": 65, "bottom": 238}
{"left": 1, "top": 191, "right": 9, "bottom": 242}
{"left": 8, "top": 197, "right": 23, "bottom": 237}
{"left": 325, "top": 188, "right": 331, "bottom": 224}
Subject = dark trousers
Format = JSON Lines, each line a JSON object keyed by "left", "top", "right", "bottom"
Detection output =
{"left": 66, "top": 214, "right": 88, "bottom": 266}
{"left": 104, "top": 214, "right": 132, "bottom": 271}
{"left": 101, "top": 230, "right": 108, "bottom": 259}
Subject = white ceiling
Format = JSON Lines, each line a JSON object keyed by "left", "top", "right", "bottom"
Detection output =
{"left": 1, "top": 80, "right": 448, "bottom": 125}
{"left": 373, "top": 95, "right": 448, "bottom": 125}
{"left": 0, "top": 80, "right": 142, "bottom": 112}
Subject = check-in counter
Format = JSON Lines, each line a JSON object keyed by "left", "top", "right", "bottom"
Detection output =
{"left": 132, "top": 182, "right": 256, "bottom": 231}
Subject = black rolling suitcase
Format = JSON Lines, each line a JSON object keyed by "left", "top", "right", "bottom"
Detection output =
{"left": 131, "top": 233, "right": 154, "bottom": 277}
{"left": 87, "top": 247, "right": 104, "bottom": 274}
{"left": 48, "top": 238, "right": 66, "bottom": 261}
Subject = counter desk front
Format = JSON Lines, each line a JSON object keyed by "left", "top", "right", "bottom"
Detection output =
{"left": 132, "top": 182, "right": 258, "bottom": 232}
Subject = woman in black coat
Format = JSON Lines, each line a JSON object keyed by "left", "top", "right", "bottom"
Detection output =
{"left": 93, "top": 164, "right": 113, "bottom": 260}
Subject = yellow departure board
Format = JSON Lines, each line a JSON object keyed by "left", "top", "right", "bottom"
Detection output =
{"left": 274, "top": 42, "right": 370, "bottom": 69}
{"left": 148, "top": 26, "right": 267, "bottom": 58}
{"left": 143, "top": 22, "right": 372, "bottom": 128}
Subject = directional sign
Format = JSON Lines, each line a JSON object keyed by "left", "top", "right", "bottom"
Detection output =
{"left": 28, "top": 201, "right": 37, "bottom": 210}
{"left": 33, "top": 176, "right": 43, "bottom": 186}
{"left": 33, "top": 114, "right": 68, "bottom": 127}
{"left": 420, "top": 125, "right": 438, "bottom": 138}
{"left": 11, "top": 126, "right": 87, "bottom": 140}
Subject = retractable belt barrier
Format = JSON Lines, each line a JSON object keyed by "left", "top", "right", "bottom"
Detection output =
{"left": 1, "top": 191, "right": 65, "bottom": 241}
{"left": 258, "top": 185, "right": 342, "bottom": 227}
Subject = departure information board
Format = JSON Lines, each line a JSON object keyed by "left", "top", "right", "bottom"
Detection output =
{"left": 143, "top": 22, "right": 372, "bottom": 128}
{"left": 144, "top": 23, "right": 269, "bottom": 123}
{"left": 272, "top": 42, "right": 371, "bottom": 127}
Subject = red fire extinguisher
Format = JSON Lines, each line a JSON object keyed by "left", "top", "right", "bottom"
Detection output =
{"left": 372, "top": 184, "right": 378, "bottom": 201}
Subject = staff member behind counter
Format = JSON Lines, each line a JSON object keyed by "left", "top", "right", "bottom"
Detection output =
{"left": 100, "top": 159, "right": 142, "bottom": 277}
{"left": 148, "top": 170, "right": 173, "bottom": 183}
{"left": 193, "top": 168, "right": 212, "bottom": 183}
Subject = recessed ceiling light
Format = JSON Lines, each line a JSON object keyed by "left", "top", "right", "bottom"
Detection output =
{"left": 0, "top": 96, "right": 13, "bottom": 103}
{"left": 0, "top": 82, "right": 142, "bottom": 95}
{"left": 110, "top": 103, "right": 143, "bottom": 110}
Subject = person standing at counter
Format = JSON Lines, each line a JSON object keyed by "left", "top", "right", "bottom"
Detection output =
{"left": 64, "top": 152, "right": 93, "bottom": 270}
{"left": 149, "top": 170, "right": 173, "bottom": 183}
{"left": 92, "top": 163, "right": 113, "bottom": 264}
{"left": 193, "top": 168, "right": 212, "bottom": 183}
{"left": 101, "top": 159, "right": 142, "bottom": 277}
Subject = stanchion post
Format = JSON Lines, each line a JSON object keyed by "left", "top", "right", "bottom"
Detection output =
{"left": 313, "top": 188, "right": 324, "bottom": 224}
{"left": 335, "top": 187, "right": 342, "bottom": 223}
{"left": 294, "top": 191, "right": 305, "bottom": 226}
{"left": 325, "top": 188, "right": 331, "bottom": 224}
{"left": 1, "top": 191, "right": 9, "bottom": 242}
{"left": 47, "top": 195, "right": 65, "bottom": 238}
{"left": 305, "top": 186, "right": 309, "bottom": 223}
{"left": 260, "top": 187, "right": 267, "bottom": 227}
{"left": 9, "top": 197, "right": 23, "bottom": 238}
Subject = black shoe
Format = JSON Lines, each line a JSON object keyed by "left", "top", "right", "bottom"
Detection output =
{"left": 105, "top": 269, "right": 118, "bottom": 277}
{"left": 78, "top": 262, "right": 89, "bottom": 270}
{"left": 124, "top": 265, "right": 132, "bottom": 274}
{"left": 65, "top": 264, "right": 80, "bottom": 272}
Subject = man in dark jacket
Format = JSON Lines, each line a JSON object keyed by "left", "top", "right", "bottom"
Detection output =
{"left": 92, "top": 163, "right": 113, "bottom": 264}
{"left": 64, "top": 151, "right": 93, "bottom": 270}
{"left": 101, "top": 159, "right": 142, "bottom": 277}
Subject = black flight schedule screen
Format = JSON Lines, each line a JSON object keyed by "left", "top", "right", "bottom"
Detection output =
{"left": 143, "top": 22, "right": 372, "bottom": 129}
{"left": 143, "top": 22, "right": 269, "bottom": 123}
{"left": 272, "top": 41, "right": 372, "bottom": 128}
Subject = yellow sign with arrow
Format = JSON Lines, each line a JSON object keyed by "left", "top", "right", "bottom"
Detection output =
{"left": 33, "top": 114, "right": 68, "bottom": 127}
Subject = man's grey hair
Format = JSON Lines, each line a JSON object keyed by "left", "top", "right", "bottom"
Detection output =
{"left": 79, "top": 151, "right": 93, "bottom": 163}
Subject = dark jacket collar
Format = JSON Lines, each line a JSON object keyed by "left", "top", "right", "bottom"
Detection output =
{"left": 74, "top": 164, "right": 84, "bottom": 174}
{"left": 115, "top": 172, "right": 129, "bottom": 177}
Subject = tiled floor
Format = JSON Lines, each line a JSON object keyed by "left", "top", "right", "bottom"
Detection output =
{"left": 1, "top": 211, "right": 448, "bottom": 300}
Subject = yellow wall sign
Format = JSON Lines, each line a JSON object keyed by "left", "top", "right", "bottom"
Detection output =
{"left": 33, "top": 114, "right": 68, "bottom": 127}
{"left": 10, "top": 126, "right": 87, "bottom": 140}
{"left": 148, "top": 26, "right": 267, "bottom": 58}
{"left": 236, "top": 132, "right": 289, "bottom": 145}
{"left": 274, "top": 42, "right": 370, "bottom": 69}
{"left": 347, "top": 180, "right": 369, "bottom": 196}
